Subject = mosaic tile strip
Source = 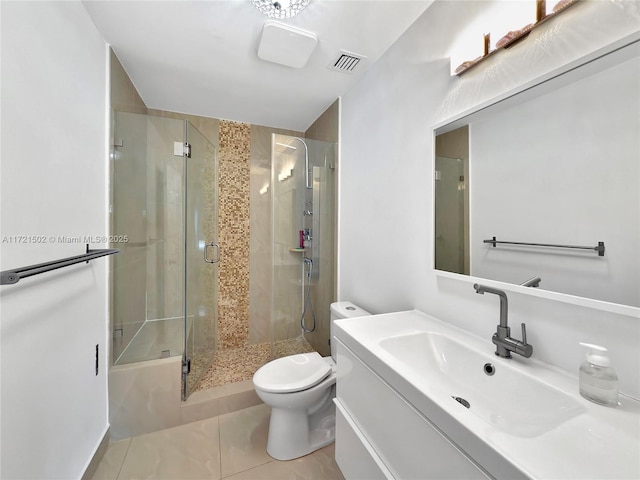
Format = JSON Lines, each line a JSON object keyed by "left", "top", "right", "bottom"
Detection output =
{"left": 218, "top": 120, "right": 251, "bottom": 349}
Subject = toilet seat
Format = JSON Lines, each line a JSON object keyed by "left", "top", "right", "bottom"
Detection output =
{"left": 253, "top": 352, "right": 332, "bottom": 393}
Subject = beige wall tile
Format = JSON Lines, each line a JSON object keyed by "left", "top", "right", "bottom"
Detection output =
{"left": 110, "top": 49, "right": 148, "bottom": 114}
{"left": 248, "top": 126, "right": 303, "bottom": 346}
{"left": 217, "top": 387, "right": 262, "bottom": 416}
{"left": 305, "top": 99, "right": 339, "bottom": 143}
{"left": 109, "top": 357, "right": 182, "bottom": 440}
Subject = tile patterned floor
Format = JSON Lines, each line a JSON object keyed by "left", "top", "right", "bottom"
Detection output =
{"left": 194, "top": 337, "right": 315, "bottom": 391}
{"left": 92, "top": 404, "right": 345, "bottom": 480}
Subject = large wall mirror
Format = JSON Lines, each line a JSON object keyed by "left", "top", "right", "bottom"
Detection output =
{"left": 434, "top": 36, "right": 639, "bottom": 310}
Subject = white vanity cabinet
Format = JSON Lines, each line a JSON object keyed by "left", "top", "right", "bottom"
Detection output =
{"left": 334, "top": 311, "right": 640, "bottom": 480}
{"left": 335, "top": 339, "right": 490, "bottom": 480}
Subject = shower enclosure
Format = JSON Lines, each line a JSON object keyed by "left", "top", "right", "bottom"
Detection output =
{"left": 434, "top": 155, "right": 468, "bottom": 275}
{"left": 271, "top": 134, "right": 337, "bottom": 358}
{"left": 110, "top": 111, "right": 218, "bottom": 400}
{"left": 110, "top": 120, "right": 337, "bottom": 405}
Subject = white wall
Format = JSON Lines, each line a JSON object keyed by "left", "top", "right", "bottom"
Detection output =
{"left": 0, "top": 2, "right": 109, "bottom": 478}
{"left": 339, "top": 0, "right": 640, "bottom": 398}
{"left": 471, "top": 56, "right": 639, "bottom": 307}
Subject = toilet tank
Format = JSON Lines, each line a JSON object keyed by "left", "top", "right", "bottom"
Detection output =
{"left": 330, "top": 302, "right": 371, "bottom": 360}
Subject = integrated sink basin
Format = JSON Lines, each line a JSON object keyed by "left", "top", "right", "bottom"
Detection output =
{"left": 378, "top": 331, "right": 586, "bottom": 437}
{"left": 334, "top": 309, "right": 640, "bottom": 479}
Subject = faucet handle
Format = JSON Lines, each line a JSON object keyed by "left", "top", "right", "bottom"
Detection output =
{"left": 519, "top": 323, "right": 533, "bottom": 358}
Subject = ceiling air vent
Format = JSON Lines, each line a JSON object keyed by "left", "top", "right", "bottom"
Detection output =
{"left": 328, "top": 50, "right": 366, "bottom": 73}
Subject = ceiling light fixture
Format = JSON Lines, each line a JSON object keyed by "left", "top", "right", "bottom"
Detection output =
{"left": 252, "top": 0, "right": 310, "bottom": 19}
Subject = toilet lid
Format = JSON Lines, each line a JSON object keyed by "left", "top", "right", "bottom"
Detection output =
{"left": 253, "top": 352, "right": 332, "bottom": 393}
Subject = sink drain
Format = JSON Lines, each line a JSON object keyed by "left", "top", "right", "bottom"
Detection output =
{"left": 483, "top": 363, "right": 496, "bottom": 376}
{"left": 452, "top": 396, "right": 470, "bottom": 409}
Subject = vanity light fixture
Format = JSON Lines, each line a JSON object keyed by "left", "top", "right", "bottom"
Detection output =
{"left": 451, "top": 0, "right": 579, "bottom": 75}
{"left": 252, "top": 0, "right": 310, "bottom": 19}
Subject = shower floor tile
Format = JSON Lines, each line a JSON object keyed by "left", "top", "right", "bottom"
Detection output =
{"left": 194, "top": 337, "right": 315, "bottom": 392}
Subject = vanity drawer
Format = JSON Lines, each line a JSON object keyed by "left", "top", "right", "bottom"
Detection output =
{"left": 335, "top": 399, "right": 395, "bottom": 480}
{"left": 336, "top": 340, "right": 489, "bottom": 480}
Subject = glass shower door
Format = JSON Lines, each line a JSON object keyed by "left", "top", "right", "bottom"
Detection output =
{"left": 434, "top": 155, "right": 467, "bottom": 274}
{"left": 111, "top": 111, "right": 186, "bottom": 365}
{"left": 271, "top": 135, "right": 337, "bottom": 359}
{"left": 183, "top": 121, "right": 219, "bottom": 400}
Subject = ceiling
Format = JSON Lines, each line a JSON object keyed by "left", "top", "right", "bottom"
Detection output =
{"left": 82, "top": 0, "right": 433, "bottom": 131}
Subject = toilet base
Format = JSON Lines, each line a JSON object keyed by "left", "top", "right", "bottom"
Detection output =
{"left": 266, "top": 392, "right": 336, "bottom": 461}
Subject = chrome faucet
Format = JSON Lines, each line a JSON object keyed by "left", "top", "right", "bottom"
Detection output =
{"left": 473, "top": 284, "right": 533, "bottom": 359}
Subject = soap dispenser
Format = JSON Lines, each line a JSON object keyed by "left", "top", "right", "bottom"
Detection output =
{"left": 578, "top": 342, "right": 619, "bottom": 406}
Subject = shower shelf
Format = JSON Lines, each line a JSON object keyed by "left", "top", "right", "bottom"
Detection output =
{"left": 289, "top": 247, "right": 306, "bottom": 253}
{"left": 1, "top": 244, "right": 119, "bottom": 285}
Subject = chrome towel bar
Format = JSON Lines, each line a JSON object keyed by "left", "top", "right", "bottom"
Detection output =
{"left": 483, "top": 237, "right": 605, "bottom": 256}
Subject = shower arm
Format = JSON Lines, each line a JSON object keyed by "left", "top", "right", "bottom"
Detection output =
{"left": 292, "top": 137, "right": 311, "bottom": 189}
{"left": 322, "top": 142, "right": 336, "bottom": 169}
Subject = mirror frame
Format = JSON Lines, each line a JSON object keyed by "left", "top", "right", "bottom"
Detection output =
{"left": 432, "top": 32, "right": 640, "bottom": 318}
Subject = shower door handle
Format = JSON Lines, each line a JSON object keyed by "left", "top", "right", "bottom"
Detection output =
{"left": 204, "top": 242, "right": 220, "bottom": 264}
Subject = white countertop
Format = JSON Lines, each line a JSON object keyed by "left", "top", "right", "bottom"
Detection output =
{"left": 334, "top": 310, "right": 640, "bottom": 480}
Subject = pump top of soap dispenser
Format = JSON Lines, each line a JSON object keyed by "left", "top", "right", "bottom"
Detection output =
{"left": 579, "top": 342, "right": 611, "bottom": 367}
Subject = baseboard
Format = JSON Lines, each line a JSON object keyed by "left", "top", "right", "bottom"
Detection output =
{"left": 81, "top": 427, "right": 110, "bottom": 480}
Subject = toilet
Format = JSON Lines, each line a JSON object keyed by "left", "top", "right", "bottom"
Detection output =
{"left": 253, "top": 301, "right": 371, "bottom": 460}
